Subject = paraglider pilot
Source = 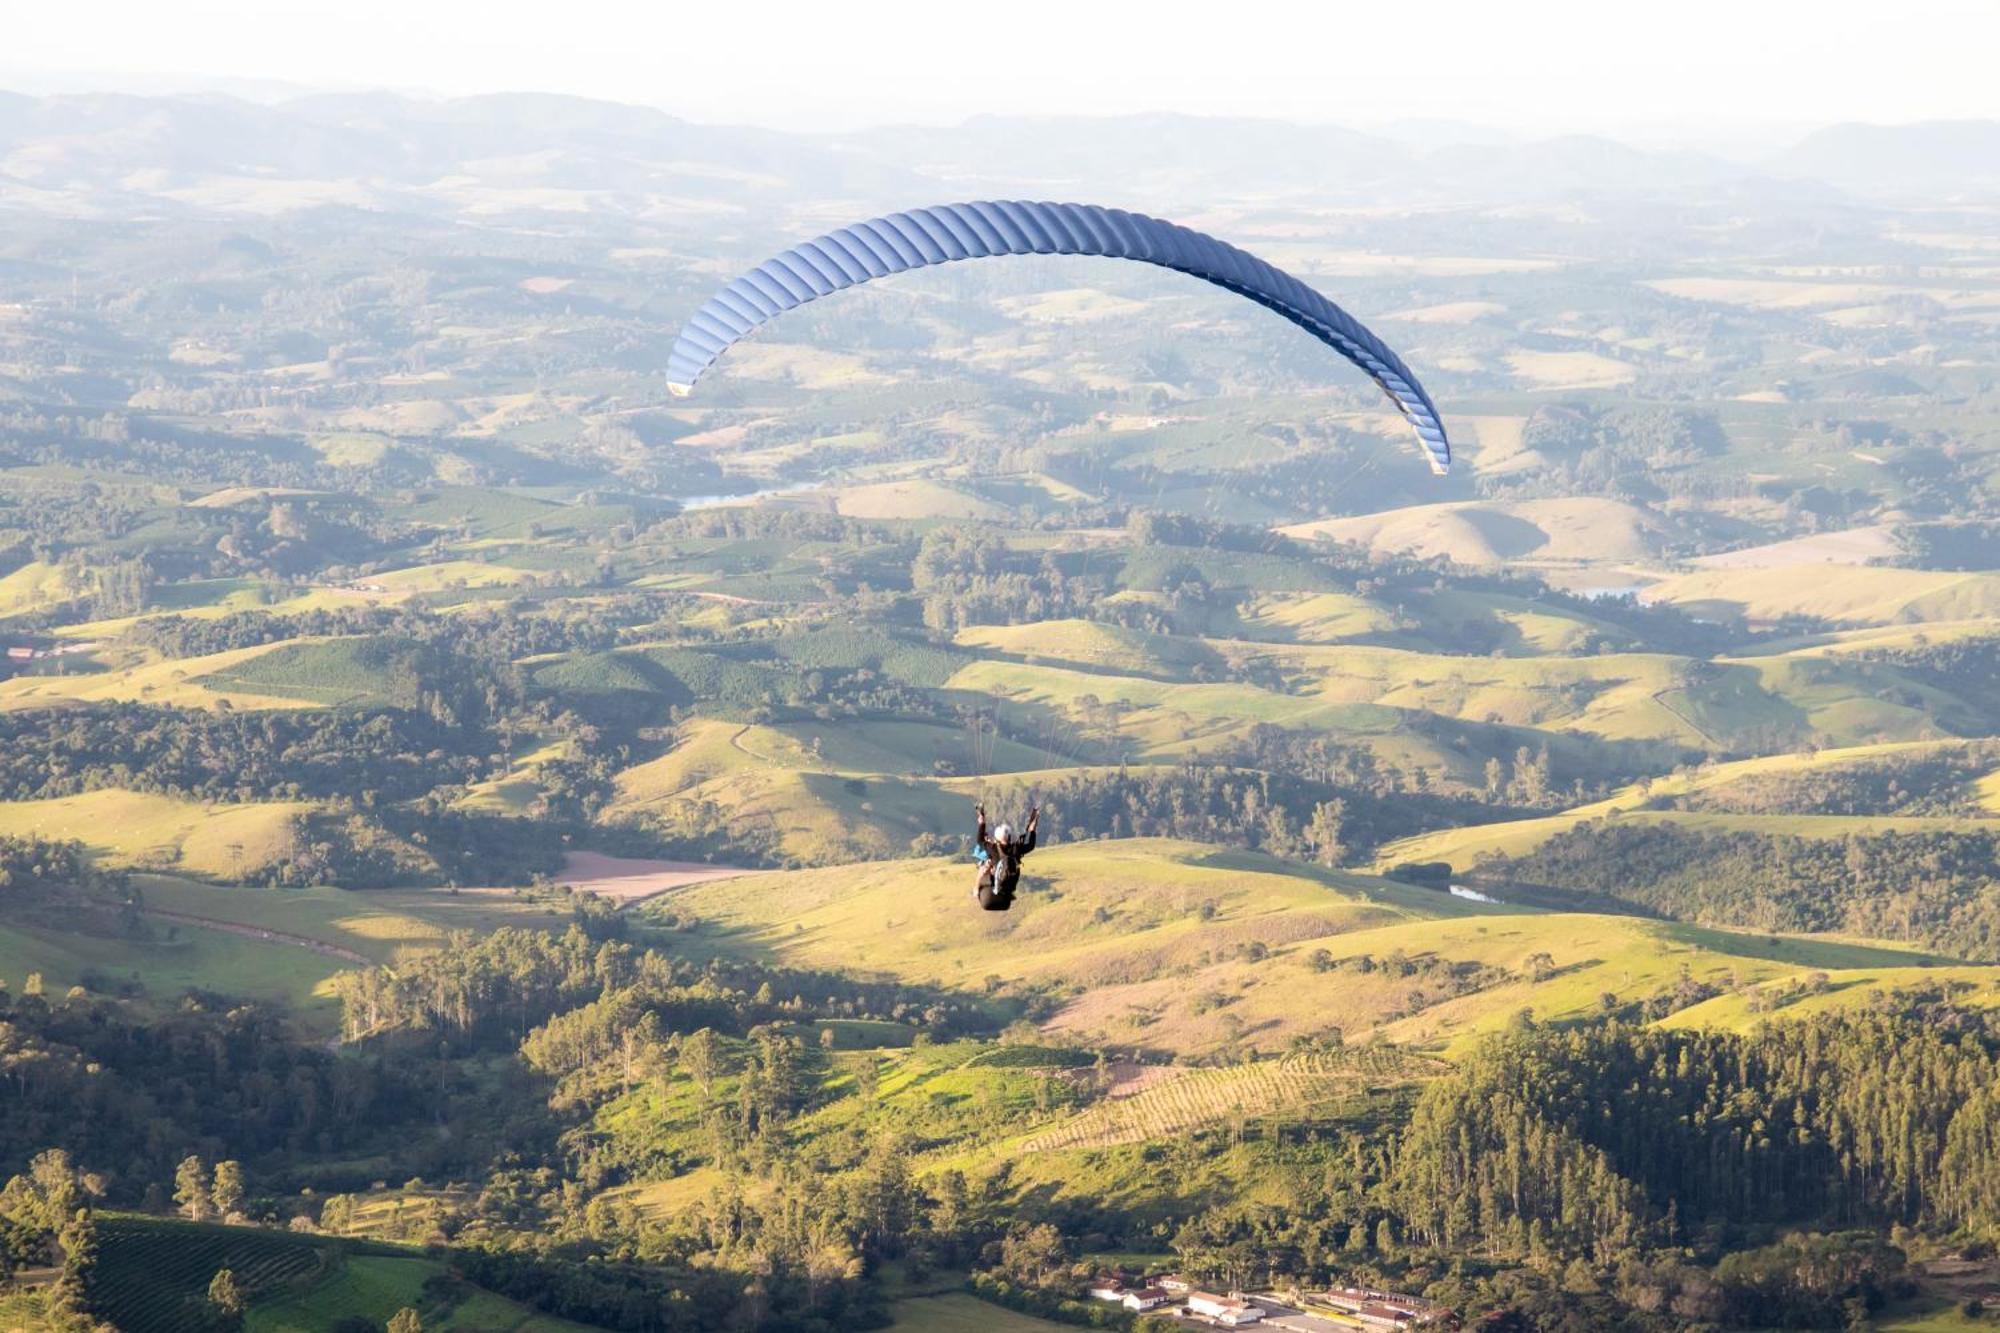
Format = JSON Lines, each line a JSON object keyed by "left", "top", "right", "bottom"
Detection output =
{"left": 974, "top": 803, "right": 1038, "bottom": 911}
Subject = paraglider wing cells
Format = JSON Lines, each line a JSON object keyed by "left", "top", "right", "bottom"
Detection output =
{"left": 665, "top": 200, "right": 1450, "bottom": 475}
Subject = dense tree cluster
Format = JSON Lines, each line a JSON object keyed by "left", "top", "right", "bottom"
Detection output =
{"left": 332, "top": 926, "right": 995, "bottom": 1054}
{"left": 910, "top": 527, "right": 1107, "bottom": 631}
{"left": 0, "top": 992, "right": 437, "bottom": 1198}
{"left": 0, "top": 703, "right": 491, "bottom": 805}
{"left": 0, "top": 836, "right": 121, "bottom": 899}
{"left": 1858, "top": 634, "right": 2000, "bottom": 697}
{"left": 1395, "top": 1013, "right": 2000, "bottom": 1255}
{"left": 1160, "top": 1010, "right": 2000, "bottom": 1328}
{"left": 126, "top": 600, "right": 643, "bottom": 663}
{"left": 1667, "top": 742, "right": 1999, "bottom": 817}
{"left": 979, "top": 762, "right": 1495, "bottom": 864}
{"left": 1496, "top": 404, "right": 1729, "bottom": 504}
{"left": 1487, "top": 821, "right": 2000, "bottom": 958}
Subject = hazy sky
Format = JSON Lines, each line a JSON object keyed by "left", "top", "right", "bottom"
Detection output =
{"left": 9, "top": 0, "right": 1998, "bottom": 144}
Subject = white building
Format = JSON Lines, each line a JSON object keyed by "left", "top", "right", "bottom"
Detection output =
{"left": 1189, "top": 1291, "right": 1264, "bottom": 1325}
{"left": 1123, "top": 1287, "right": 1169, "bottom": 1311}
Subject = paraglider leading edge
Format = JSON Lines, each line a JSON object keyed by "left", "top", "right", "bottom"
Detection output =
{"left": 665, "top": 199, "right": 1450, "bottom": 476}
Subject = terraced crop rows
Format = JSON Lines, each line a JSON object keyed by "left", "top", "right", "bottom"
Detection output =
{"left": 339, "top": 1189, "right": 468, "bottom": 1240}
{"left": 91, "top": 1218, "right": 334, "bottom": 1333}
{"left": 1017, "top": 1051, "right": 1434, "bottom": 1152}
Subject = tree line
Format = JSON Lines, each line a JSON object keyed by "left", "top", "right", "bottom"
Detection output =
{"left": 1487, "top": 821, "right": 2000, "bottom": 959}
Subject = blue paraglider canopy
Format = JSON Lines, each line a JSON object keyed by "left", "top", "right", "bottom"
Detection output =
{"left": 667, "top": 200, "right": 1451, "bottom": 475}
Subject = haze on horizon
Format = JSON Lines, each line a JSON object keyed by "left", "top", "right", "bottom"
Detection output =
{"left": 7, "top": 0, "right": 1999, "bottom": 149}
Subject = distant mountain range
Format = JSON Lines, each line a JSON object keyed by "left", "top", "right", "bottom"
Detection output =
{"left": 0, "top": 89, "right": 1992, "bottom": 223}
{"left": 1774, "top": 119, "right": 2000, "bottom": 195}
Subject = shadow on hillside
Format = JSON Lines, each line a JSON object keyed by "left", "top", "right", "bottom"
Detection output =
{"left": 1657, "top": 920, "right": 1954, "bottom": 970}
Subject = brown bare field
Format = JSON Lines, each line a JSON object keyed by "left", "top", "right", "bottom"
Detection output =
{"left": 1689, "top": 525, "right": 1901, "bottom": 570}
{"left": 556, "top": 850, "right": 752, "bottom": 904}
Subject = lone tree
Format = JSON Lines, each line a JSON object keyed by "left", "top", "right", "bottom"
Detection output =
{"left": 211, "top": 1161, "right": 244, "bottom": 1219}
{"left": 208, "top": 1268, "right": 246, "bottom": 1326}
{"left": 174, "top": 1156, "right": 211, "bottom": 1223}
{"left": 679, "top": 1027, "right": 722, "bottom": 1099}
{"left": 318, "top": 1194, "right": 355, "bottom": 1235}
{"left": 1306, "top": 799, "right": 1346, "bottom": 866}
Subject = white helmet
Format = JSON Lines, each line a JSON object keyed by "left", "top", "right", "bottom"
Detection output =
{"left": 994, "top": 823, "right": 1012, "bottom": 844}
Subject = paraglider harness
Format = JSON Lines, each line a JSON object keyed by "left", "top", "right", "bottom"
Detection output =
{"left": 974, "top": 805, "right": 1037, "bottom": 911}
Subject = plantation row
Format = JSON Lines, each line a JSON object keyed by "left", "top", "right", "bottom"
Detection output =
{"left": 1019, "top": 1054, "right": 1418, "bottom": 1153}
{"left": 90, "top": 1218, "right": 338, "bottom": 1333}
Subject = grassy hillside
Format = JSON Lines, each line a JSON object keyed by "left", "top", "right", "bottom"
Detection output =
{"left": 1381, "top": 808, "right": 1994, "bottom": 874}
{"left": 1232, "top": 589, "right": 1408, "bottom": 644}
{"left": 1730, "top": 619, "right": 2000, "bottom": 661}
{"left": 0, "top": 790, "right": 308, "bottom": 877}
{"left": 452, "top": 739, "right": 574, "bottom": 815}
{"left": 249, "top": 1253, "right": 604, "bottom": 1332}
{"left": 197, "top": 637, "right": 418, "bottom": 707}
{"left": 1226, "top": 585, "right": 1644, "bottom": 657}
{"left": 941, "top": 635, "right": 1970, "bottom": 764}
{"left": 0, "top": 641, "right": 320, "bottom": 711}
{"left": 0, "top": 875, "right": 575, "bottom": 1028}
{"left": 939, "top": 654, "right": 1588, "bottom": 772}
{"left": 1642, "top": 566, "right": 2000, "bottom": 627}
{"left": 1662, "top": 965, "right": 2000, "bottom": 1034}
{"left": 1281, "top": 496, "right": 1684, "bottom": 566}
{"left": 606, "top": 717, "right": 1069, "bottom": 862}
{"left": 0, "top": 560, "right": 82, "bottom": 616}
{"left": 1374, "top": 739, "right": 1997, "bottom": 870}
{"left": 365, "top": 559, "right": 542, "bottom": 595}
{"left": 132, "top": 876, "right": 454, "bottom": 961}
{"left": 956, "top": 619, "right": 1236, "bottom": 678}
{"left": 588, "top": 1030, "right": 1428, "bottom": 1227}
{"left": 0, "top": 911, "right": 344, "bottom": 1020}
{"left": 651, "top": 838, "right": 1958, "bottom": 1055}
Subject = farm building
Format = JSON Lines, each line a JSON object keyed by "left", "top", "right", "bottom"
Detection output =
{"left": 1322, "top": 1286, "right": 1448, "bottom": 1325}
{"left": 1122, "top": 1287, "right": 1169, "bottom": 1311}
{"left": 1189, "top": 1291, "right": 1264, "bottom": 1325}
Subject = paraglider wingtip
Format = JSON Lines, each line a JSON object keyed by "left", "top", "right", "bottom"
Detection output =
{"left": 1430, "top": 459, "right": 1451, "bottom": 477}
{"left": 667, "top": 381, "right": 693, "bottom": 399}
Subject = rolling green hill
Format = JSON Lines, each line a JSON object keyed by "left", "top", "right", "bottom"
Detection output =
{"left": 0, "top": 908, "right": 345, "bottom": 1022}
{"left": 649, "top": 838, "right": 1970, "bottom": 1056}
{"left": 197, "top": 637, "right": 420, "bottom": 707}
{"left": 0, "top": 641, "right": 320, "bottom": 711}
{"left": 0, "top": 874, "right": 578, "bottom": 1030}
{"left": 605, "top": 718, "right": 993, "bottom": 862}
{"left": 0, "top": 790, "right": 309, "bottom": 877}
{"left": 1281, "top": 496, "right": 1687, "bottom": 566}
{"left": 1374, "top": 739, "right": 1999, "bottom": 870}
{"left": 1642, "top": 566, "right": 2000, "bottom": 627}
